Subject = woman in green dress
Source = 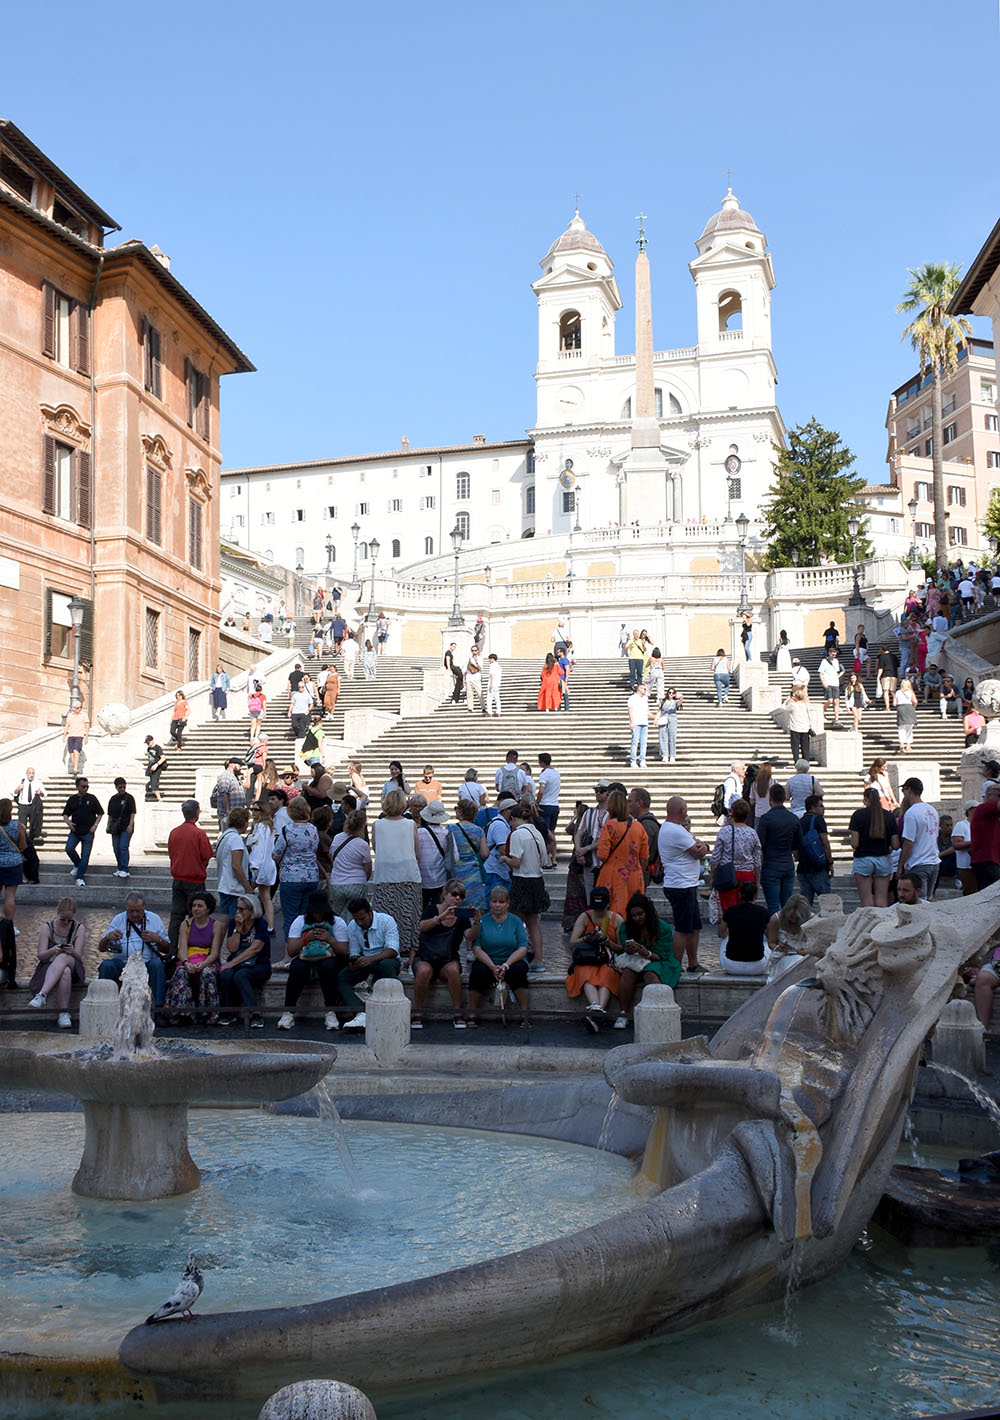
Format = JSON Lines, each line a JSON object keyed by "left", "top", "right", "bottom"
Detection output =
{"left": 613, "top": 891, "right": 679, "bottom": 1027}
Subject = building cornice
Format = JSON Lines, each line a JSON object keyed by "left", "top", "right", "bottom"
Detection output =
{"left": 222, "top": 438, "right": 532, "bottom": 479}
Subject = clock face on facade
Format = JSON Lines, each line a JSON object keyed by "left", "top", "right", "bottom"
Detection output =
{"left": 558, "top": 385, "right": 584, "bottom": 408}
{"left": 559, "top": 468, "right": 576, "bottom": 490}
{"left": 724, "top": 453, "right": 742, "bottom": 476}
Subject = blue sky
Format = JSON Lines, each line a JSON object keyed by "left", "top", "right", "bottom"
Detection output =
{"left": 6, "top": 1, "right": 999, "bottom": 484}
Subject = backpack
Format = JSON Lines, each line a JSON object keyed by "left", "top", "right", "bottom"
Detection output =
{"left": 710, "top": 782, "right": 727, "bottom": 819}
{"left": 499, "top": 764, "right": 521, "bottom": 797}
{"left": 799, "top": 813, "right": 828, "bottom": 872}
{"left": 641, "top": 815, "right": 663, "bottom": 884}
{"left": 741, "top": 764, "right": 759, "bottom": 802}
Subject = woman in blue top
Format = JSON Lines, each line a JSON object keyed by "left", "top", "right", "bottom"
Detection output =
{"left": 447, "top": 798, "right": 488, "bottom": 910}
{"left": 464, "top": 885, "right": 529, "bottom": 1026}
{"left": 218, "top": 895, "right": 271, "bottom": 1028}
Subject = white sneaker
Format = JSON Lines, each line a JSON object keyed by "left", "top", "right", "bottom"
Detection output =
{"left": 28, "top": 992, "right": 46, "bottom": 1008}
{"left": 69, "top": 867, "right": 80, "bottom": 878}
{"left": 324, "top": 1011, "right": 339, "bottom": 1031}
{"left": 343, "top": 1013, "right": 366, "bottom": 1030}
{"left": 613, "top": 1015, "right": 629, "bottom": 1030}
{"left": 277, "top": 1011, "right": 295, "bottom": 1030}
{"left": 115, "top": 870, "right": 130, "bottom": 878}
{"left": 57, "top": 1012, "right": 72, "bottom": 1029}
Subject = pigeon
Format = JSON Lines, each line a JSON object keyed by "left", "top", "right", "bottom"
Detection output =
{"left": 145, "top": 1251, "right": 204, "bottom": 1324}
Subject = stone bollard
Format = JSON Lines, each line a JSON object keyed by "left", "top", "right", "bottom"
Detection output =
{"left": 364, "top": 977, "right": 410, "bottom": 1066}
{"left": 77, "top": 979, "right": 120, "bottom": 1039}
{"left": 633, "top": 984, "right": 682, "bottom": 1045}
{"left": 259, "top": 1380, "right": 377, "bottom": 1420}
{"left": 933, "top": 997, "right": 986, "bottom": 1079}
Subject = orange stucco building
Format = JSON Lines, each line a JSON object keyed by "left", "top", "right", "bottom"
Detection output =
{"left": 0, "top": 120, "right": 253, "bottom": 740}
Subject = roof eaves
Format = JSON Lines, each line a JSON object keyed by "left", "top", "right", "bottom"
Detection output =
{"left": 222, "top": 438, "right": 532, "bottom": 477}
{"left": 950, "top": 215, "right": 1000, "bottom": 314}
{"left": 0, "top": 183, "right": 103, "bottom": 259}
{"left": 0, "top": 119, "right": 119, "bottom": 230}
{"left": 102, "top": 242, "right": 255, "bottom": 374}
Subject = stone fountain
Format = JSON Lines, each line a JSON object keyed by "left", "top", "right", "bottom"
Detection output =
{"left": 115, "top": 886, "right": 1000, "bottom": 1408}
{"left": 0, "top": 955, "right": 336, "bottom": 1200}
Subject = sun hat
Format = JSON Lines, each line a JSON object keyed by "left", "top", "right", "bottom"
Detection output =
{"left": 420, "top": 800, "right": 449, "bottom": 825}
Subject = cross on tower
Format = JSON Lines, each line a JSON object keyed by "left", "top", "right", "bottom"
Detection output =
{"left": 725, "top": 168, "right": 734, "bottom": 192}
{"left": 636, "top": 212, "right": 647, "bottom": 253}
{"left": 572, "top": 190, "right": 582, "bottom": 214}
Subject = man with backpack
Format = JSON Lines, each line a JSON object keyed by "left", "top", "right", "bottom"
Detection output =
{"left": 628, "top": 787, "right": 661, "bottom": 887}
{"left": 712, "top": 761, "right": 745, "bottom": 825}
{"left": 494, "top": 750, "right": 529, "bottom": 800}
{"left": 796, "top": 792, "right": 833, "bottom": 904}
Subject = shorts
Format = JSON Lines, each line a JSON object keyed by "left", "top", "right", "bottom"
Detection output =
{"left": 415, "top": 953, "right": 458, "bottom": 980}
{"left": 880, "top": 676, "right": 898, "bottom": 694}
{"left": 468, "top": 959, "right": 529, "bottom": 994}
{"left": 823, "top": 686, "right": 839, "bottom": 702}
{"left": 66, "top": 736, "right": 83, "bottom": 752}
{"left": 852, "top": 854, "right": 891, "bottom": 878}
{"left": 663, "top": 886, "right": 702, "bottom": 934}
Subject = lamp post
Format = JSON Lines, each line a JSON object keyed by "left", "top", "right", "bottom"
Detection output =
{"left": 351, "top": 521, "right": 361, "bottom": 589}
{"left": 325, "top": 536, "right": 334, "bottom": 574}
{"left": 366, "top": 537, "right": 380, "bottom": 623}
{"left": 908, "top": 496, "right": 919, "bottom": 568}
{"left": 67, "top": 595, "right": 87, "bottom": 719}
{"left": 735, "top": 511, "right": 750, "bottom": 616}
{"left": 573, "top": 483, "right": 582, "bottom": 534}
{"left": 791, "top": 547, "right": 799, "bottom": 566}
{"left": 847, "top": 512, "right": 864, "bottom": 606}
{"left": 295, "top": 563, "right": 304, "bottom": 618}
{"left": 448, "top": 524, "right": 466, "bottom": 627}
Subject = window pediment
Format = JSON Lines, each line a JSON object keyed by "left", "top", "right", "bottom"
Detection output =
{"left": 40, "top": 403, "right": 90, "bottom": 443}
{"left": 141, "top": 432, "right": 173, "bottom": 471}
{"left": 185, "top": 465, "right": 212, "bottom": 500}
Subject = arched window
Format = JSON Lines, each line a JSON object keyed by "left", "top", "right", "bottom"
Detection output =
{"left": 456, "top": 471, "right": 470, "bottom": 500}
{"left": 391, "top": 538, "right": 401, "bottom": 558}
{"left": 525, "top": 485, "right": 535, "bottom": 515}
{"left": 718, "top": 290, "right": 743, "bottom": 332}
{"left": 621, "top": 397, "right": 631, "bottom": 419}
{"left": 326, "top": 544, "right": 336, "bottom": 563}
{"left": 559, "top": 310, "right": 582, "bottom": 351}
{"left": 456, "top": 512, "right": 470, "bottom": 539}
{"left": 668, "top": 391, "right": 682, "bottom": 415}
{"left": 424, "top": 536, "right": 434, "bottom": 555}
{"left": 359, "top": 541, "right": 369, "bottom": 560}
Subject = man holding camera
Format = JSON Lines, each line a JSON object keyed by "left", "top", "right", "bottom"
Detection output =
{"left": 96, "top": 892, "right": 172, "bottom": 1006}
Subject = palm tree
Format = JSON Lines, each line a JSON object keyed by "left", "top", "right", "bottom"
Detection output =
{"left": 896, "top": 264, "right": 973, "bottom": 572}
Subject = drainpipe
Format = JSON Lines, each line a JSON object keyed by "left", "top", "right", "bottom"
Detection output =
{"left": 86, "top": 253, "right": 104, "bottom": 722}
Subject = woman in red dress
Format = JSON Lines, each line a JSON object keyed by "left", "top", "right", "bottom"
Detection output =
{"left": 536, "top": 652, "right": 563, "bottom": 712}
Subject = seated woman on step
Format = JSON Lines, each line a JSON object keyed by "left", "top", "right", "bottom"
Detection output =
{"left": 464, "top": 885, "right": 529, "bottom": 1027}
{"left": 27, "top": 897, "right": 86, "bottom": 1029}
{"left": 613, "top": 891, "right": 678, "bottom": 1027}
{"left": 165, "top": 890, "right": 225, "bottom": 1024}
{"left": 565, "top": 884, "right": 622, "bottom": 1034}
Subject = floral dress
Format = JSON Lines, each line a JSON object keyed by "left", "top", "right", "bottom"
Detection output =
{"left": 447, "top": 821, "right": 488, "bottom": 910}
{"left": 596, "top": 817, "right": 649, "bottom": 918}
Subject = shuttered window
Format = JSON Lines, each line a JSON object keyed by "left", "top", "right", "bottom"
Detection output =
{"left": 42, "top": 437, "right": 91, "bottom": 525}
{"left": 75, "top": 449, "right": 91, "bottom": 527}
{"left": 41, "top": 282, "right": 89, "bottom": 373}
{"left": 43, "top": 590, "right": 92, "bottom": 661}
{"left": 142, "top": 318, "right": 162, "bottom": 398}
{"left": 145, "top": 467, "right": 162, "bottom": 544}
{"left": 144, "top": 608, "right": 160, "bottom": 670}
{"left": 185, "top": 358, "right": 211, "bottom": 440}
{"left": 189, "top": 497, "right": 203, "bottom": 569}
{"left": 187, "top": 628, "right": 201, "bottom": 680}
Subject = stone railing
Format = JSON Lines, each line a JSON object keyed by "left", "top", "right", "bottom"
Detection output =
{"left": 610, "top": 348, "right": 697, "bottom": 365}
{"left": 719, "top": 330, "right": 744, "bottom": 342}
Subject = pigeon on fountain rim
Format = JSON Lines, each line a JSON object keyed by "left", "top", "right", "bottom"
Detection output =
{"left": 145, "top": 1251, "right": 204, "bottom": 1324}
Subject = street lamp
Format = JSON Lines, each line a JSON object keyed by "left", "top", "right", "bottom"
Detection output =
{"left": 448, "top": 523, "right": 466, "bottom": 627}
{"left": 295, "top": 563, "right": 304, "bottom": 617}
{"left": 325, "top": 536, "right": 334, "bottom": 573}
{"left": 847, "top": 512, "right": 864, "bottom": 606}
{"left": 791, "top": 548, "right": 799, "bottom": 566}
{"left": 573, "top": 484, "right": 582, "bottom": 534}
{"left": 735, "top": 511, "right": 750, "bottom": 616}
{"left": 351, "top": 521, "right": 361, "bottom": 589}
{"left": 366, "top": 536, "right": 380, "bottom": 623}
{"left": 908, "top": 496, "right": 919, "bottom": 567}
{"left": 67, "top": 595, "right": 87, "bottom": 719}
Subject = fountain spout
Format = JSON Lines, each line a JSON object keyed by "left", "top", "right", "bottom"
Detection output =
{"left": 112, "top": 952, "right": 156, "bottom": 1059}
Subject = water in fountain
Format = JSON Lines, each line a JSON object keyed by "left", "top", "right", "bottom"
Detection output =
{"left": 903, "top": 1112, "right": 926, "bottom": 1167}
{"left": 766, "top": 1237, "right": 804, "bottom": 1345}
{"left": 931, "top": 1064, "right": 1000, "bottom": 1139}
{"left": 310, "top": 1078, "right": 363, "bottom": 1191}
{"left": 112, "top": 951, "right": 156, "bottom": 1059}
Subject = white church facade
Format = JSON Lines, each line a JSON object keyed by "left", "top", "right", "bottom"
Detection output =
{"left": 222, "top": 191, "right": 786, "bottom": 581}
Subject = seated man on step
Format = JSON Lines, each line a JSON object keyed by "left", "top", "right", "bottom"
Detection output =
{"left": 97, "top": 892, "right": 172, "bottom": 1007}
{"left": 337, "top": 899, "right": 401, "bottom": 1031}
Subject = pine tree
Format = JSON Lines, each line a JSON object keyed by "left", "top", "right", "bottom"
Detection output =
{"left": 760, "top": 419, "right": 871, "bottom": 569}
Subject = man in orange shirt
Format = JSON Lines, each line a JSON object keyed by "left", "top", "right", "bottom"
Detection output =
{"left": 167, "top": 800, "right": 214, "bottom": 950}
{"left": 419, "top": 764, "right": 443, "bottom": 802}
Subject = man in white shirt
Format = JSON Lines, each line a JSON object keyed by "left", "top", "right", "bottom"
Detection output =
{"left": 535, "top": 753, "right": 561, "bottom": 866}
{"left": 791, "top": 659, "right": 811, "bottom": 694}
{"left": 288, "top": 686, "right": 314, "bottom": 742}
{"left": 495, "top": 750, "right": 529, "bottom": 799}
{"left": 574, "top": 780, "right": 610, "bottom": 895}
{"left": 898, "top": 776, "right": 940, "bottom": 901}
{"left": 486, "top": 654, "right": 503, "bottom": 717}
{"left": 950, "top": 803, "right": 976, "bottom": 895}
{"left": 14, "top": 766, "right": 45, "bottom": 841}
{"left": 958, "top": 577, "right": 974, "bottom": 614}
{"left": 818, "top": 649, "right": 844, "bottom": 722}
{"left": 657, "top": 795, "right": 709, "bottom": 973}
{"left": 627, "top": 683, "right": 649, "bottom": 769}
{"left": 465, "top": 647, "right": 483, "bottom": 714}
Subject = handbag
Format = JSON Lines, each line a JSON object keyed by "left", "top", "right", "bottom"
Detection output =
{"left": 713, "top": 825, "right": 738, "bottom": 893}
{"left": 571, "top": 922, "right": 611, "bottom": 969}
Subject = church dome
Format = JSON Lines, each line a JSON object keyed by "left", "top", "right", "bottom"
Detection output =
{"left": 699, "top": 189, "right": 762, "bottom": 241}
{"left": 541, "top": 212, "right": 608, "bottom": 265}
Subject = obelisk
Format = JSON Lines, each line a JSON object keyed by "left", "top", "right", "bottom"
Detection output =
{"left": 625, "top": 216, "right": 669, "bottom": 524}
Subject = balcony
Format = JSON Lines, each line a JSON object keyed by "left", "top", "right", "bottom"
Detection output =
{"left": 720, "top": 330, "right": 744, "bottom": 343}
{"left": 558, "top": 348, "right": 583, "bottom": 360}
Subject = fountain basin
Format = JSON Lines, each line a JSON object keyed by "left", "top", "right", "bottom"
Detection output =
{"left": 0, "top": 1032, "right": 336, "bottom": 1199}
